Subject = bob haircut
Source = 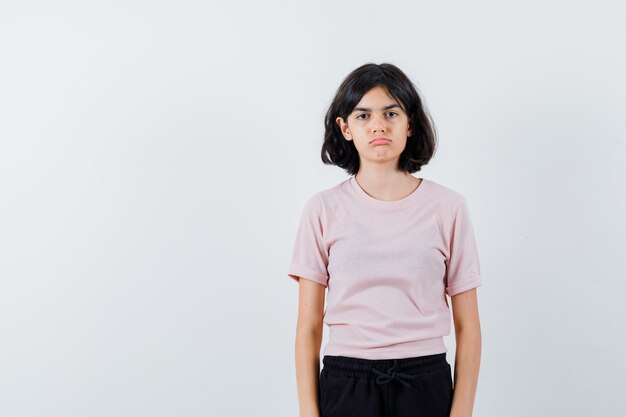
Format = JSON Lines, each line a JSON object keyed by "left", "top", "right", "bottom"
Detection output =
{"left": 321, "top": 63, "right": 437, "bottom": 176}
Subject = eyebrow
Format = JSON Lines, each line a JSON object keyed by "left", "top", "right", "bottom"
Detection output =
{"left": 352, "top": 103, "right": 402, "bottom": 112}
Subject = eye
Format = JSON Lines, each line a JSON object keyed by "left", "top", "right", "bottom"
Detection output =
{"left": 387, "top": 111, "right": 398, "bottom": 117}
{"left": 356, "top": 114, "right": 368, "bottom": 120}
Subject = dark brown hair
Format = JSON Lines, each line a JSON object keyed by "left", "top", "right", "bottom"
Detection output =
{"left": 321, "top": 63, "right": 437, "bottom": 175}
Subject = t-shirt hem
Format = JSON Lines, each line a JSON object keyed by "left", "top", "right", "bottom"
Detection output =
{"left": 287, "top": 263, "right": 328, "bottom": 287}
{"left": 322, "top": 337, "right": 448, "bottom": 360}
{"left": 446, "top": 278, "right": 481, "bottom": 297}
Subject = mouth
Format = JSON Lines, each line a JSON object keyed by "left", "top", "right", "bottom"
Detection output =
{"left": 370, "top": 137, "right": 391, "bottom": 145}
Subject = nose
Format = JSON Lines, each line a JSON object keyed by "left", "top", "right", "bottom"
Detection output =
{"left": 370, "top": 113, "right": 387, "bottom": 133}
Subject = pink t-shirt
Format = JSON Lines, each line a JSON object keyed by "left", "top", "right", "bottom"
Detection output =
{"left": 287, "top": 176, "right": 482, "bottom": 360}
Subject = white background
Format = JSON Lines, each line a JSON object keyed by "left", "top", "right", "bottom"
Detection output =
{"left": 1, "top": 1, "right": 625, "bottom": 416}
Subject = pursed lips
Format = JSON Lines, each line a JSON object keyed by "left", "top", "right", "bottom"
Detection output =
{"left": 370, "top": 137, "right": 391, "bottom": 144}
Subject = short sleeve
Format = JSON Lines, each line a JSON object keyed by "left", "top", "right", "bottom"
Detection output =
{"left": 286, "top": 194, "right": 329, "bottom": 287}
{"left": 445, "top": 197, "right": 482, "bottom": 296}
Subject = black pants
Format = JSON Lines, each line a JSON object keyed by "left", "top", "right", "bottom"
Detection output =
{"left": 319, "top": 353, "right": 453, "bottom": 417}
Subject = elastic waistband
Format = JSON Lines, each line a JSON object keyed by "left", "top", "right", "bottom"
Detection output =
{"left": 322, "top": 353, "right": 448, "bottom": 379}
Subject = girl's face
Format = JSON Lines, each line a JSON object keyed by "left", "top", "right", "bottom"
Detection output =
{"left": 336, "top": 85, "right": 412, "bottom": 169}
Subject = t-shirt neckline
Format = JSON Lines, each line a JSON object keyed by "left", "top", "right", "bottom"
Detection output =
{"left": 348, "top": 175, "right": 429, "bottom": 210}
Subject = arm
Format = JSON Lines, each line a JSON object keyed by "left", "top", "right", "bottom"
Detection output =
{"left": 295, "top": 278, "right": 326, "bottom": 417}
{"left": 449, "top": 288, "right": 482, "bottom": 417}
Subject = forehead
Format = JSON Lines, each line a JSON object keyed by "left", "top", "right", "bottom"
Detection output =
{"left": 357, "top": 85, "right": 395, "bottom": 104}
{"left": 352, "top": 86, "right": 403, "bottom": 112}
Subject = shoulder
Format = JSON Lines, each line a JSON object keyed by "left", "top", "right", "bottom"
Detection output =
{"left": 300, "top": 178, "right": 350, "bottom": 217}
{"left": 311, "top": 177, "right": 351, "bottom": 210}
{"left": 425, "top": 179, "right": 467, "bottom": 210}
{"left": 425, "top": 180, "right": 476, "bottom": 238}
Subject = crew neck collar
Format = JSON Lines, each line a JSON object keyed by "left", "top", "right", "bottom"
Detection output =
{"left": 348, "top": 175, "right": 429, "bottom": 210}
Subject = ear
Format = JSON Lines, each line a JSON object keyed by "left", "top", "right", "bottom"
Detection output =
{"left": 336, "top": 116, "right": 352, "bottom": 141}
{"left": 407, "top": 122, "right": 412, "bottom": 137}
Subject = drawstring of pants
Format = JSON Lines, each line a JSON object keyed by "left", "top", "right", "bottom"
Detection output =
{"left": 370, "top": 359, "right": 420, "bottom": 392}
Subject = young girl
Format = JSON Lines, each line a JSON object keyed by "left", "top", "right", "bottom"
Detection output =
{"left": 287, "top": 63, "right": 482, "bottom": 417}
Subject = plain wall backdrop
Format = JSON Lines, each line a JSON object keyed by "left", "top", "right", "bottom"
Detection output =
{"left": 1, "top": 1, "right": 625, "bottom": 416}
